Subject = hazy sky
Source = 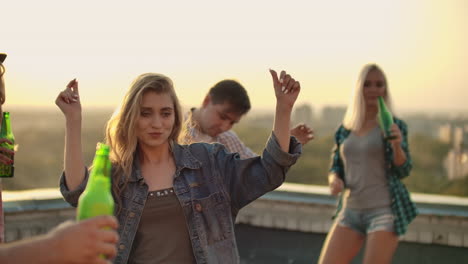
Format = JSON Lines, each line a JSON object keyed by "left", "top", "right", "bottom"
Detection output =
{"left": 2, "top": 0, "right": 467, "bottom": 113}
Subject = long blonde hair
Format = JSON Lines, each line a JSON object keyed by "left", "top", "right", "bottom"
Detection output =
{"left": 105, "top": 73, "right": 183, "bottom": 201}
{"left": 342, "top": 64, "right": 394, "bottom": 131}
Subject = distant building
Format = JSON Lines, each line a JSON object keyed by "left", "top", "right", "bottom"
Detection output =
{"left": 321, "top": 106, "right": 346, "bottom": 126}
{"left": 444, "top": 125, "right": 468, "bottom": 180}
{"left": 292, "top": 104, "right": 315, "bottom": 126}
{"left": 438, "top": 124, "right": 452, "bottom": 144}
{"left": 444, "top": 149, "right": 468, "bottom": 180}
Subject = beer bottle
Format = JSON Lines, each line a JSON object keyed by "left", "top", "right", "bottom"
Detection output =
{"left": 77, "top": 143, "right": 114, "bottom": 220}
{"left": 0, "top": 112, "right": 15, "bottom": 178}
{"left": 377, "top": 96, "right": 396, "bottom": 140}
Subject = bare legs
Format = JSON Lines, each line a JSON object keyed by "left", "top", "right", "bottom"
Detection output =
{"left": 318, "top": 224, "right": 365, "bottom": 264}
{"left": 363, "top": 231, "right": 398, "bottom": 264}
{"left": 318, "top": 224, "right": 398, "bottom": 264}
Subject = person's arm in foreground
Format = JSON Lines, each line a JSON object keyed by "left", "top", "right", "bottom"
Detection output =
{"left": 0, "top": 215, "right": 119, "bottom": 264}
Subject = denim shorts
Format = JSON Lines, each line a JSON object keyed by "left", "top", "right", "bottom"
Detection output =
{"left": 336, "top": 207, "right": 395, "bottom": 235}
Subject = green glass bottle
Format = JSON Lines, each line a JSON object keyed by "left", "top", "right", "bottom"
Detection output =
{"left": 377, "top": 96, "right": 396, "bottom": 140}
{"left": 77, "top": 143, "right": 114, "bottom": 220}
{"left": 0, "top": 112, "right": 15, "bottom": 178}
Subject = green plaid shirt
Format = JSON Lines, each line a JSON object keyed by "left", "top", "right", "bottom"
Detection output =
{"left": 329, "top": 118, "right": 418, "bottom": 236}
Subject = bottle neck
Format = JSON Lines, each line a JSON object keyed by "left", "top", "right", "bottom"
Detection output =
{"left": 0, "top": 112, "right": 12, "bottom": 137}
{"left": 377, "top": 97, "right": 386, "bottom": 111}
{"left": 87, "top": 175, "right": 111, "bottom": 191}
{"left": 89, "top": 154, "right": 110, "bottom": 179}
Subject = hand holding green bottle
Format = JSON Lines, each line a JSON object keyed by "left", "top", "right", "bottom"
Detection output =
{"left": 377, "top": 96, "right": 397, "bottom": 140}
{"left": 76, "top": 143, "right": 115, "bottom": 259}
{"left": 77, "top": 142, "right": 114, "bottom": 220}
{"left": 0, "top": 111, "right": 15, "bottom": 177}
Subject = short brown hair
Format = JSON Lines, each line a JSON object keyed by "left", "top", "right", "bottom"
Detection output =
{"left": 208, "top": 80, "right": 251, "bottom": 115}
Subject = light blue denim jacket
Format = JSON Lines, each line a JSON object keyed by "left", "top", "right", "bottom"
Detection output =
{"left": 60, "top": 132, "right": 301, "bottom": 264}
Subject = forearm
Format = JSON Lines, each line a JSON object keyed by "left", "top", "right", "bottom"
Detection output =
{"left": 64, "top": 117, "right": 85, "bottom": 190}
{"left": 392, "top": 144, "right": 407, "bottom": 167}
{"left": 273, "top": 103, "right": 292, "bottom": 153}
{"left": 0, "top": 234, "right": 60, "bottom": 264}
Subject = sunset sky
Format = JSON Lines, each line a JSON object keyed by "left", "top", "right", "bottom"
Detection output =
{"left": 2, "top": 0, "right": 467, "bottom": 114}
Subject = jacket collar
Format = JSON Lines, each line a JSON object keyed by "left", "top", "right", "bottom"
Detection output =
{"left": 171, "top": 142, "right": 203, "bottom": 174}
{"left": 126, "top": 142, "right": 202, "bottom": 183}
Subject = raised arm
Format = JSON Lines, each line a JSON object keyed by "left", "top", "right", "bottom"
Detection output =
{"left": 55, "top": 79, "right": 85, "bottom": 190}
{"left": 269, "top": 69, "right": 301, "bottom": 152}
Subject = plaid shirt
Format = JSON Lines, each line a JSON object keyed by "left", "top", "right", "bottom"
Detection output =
{"left": 182, "top": 110, "right": 257, "bottom": 159}
{"left": 0, "top": 185, "right": 3, "bottom": 242}
{"left": 329, "top": 118, "right": 418, "bottom": 236}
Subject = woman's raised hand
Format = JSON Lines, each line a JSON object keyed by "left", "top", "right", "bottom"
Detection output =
{"left": 55, "top": 79, "right": 81, "bottom": 121}
{"left": 269, "top": 69, "right": 301, "bottom": 109}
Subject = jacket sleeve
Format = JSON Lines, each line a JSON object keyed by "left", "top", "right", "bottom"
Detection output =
{"left": 389, "top": 119, "right": 413, "bottom": 179}
{"left": 218, "top": 130, "right": 258, "bottom": 159}
{"left": 59, "top": 167, "right": 89, "bottom": 207}
{"left": 329, "top": 126, "right": 345, "bottom": 180}
{"left": 214, "top": 131, "right": 301, "bottom": 212}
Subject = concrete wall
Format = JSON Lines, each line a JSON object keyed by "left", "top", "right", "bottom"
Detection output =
{"left": 3, "top": 183, "right": 468, "bottom": 252}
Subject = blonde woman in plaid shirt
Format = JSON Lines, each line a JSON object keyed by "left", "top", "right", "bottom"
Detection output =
{"left": 182, "top": 79, "right": 314, "bottom": 159}
{"left": 318, "top": 64, "right": 417, "bottom": 264}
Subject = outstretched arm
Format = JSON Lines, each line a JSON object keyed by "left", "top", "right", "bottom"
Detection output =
{"left": 55, "top": 79, "right": 85, "bottom": 190}
{"left": 0, "top": 216, "right": 119, "bottom": 264}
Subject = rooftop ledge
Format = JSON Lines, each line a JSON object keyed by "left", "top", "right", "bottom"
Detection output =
{"left": 3, "top": 183, "right": 468, "bottom": 248}
{"left": 3, "top": 182, "right": 468, "bottom": 217}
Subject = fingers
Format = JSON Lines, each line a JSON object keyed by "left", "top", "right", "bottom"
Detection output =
{"left": 269, "top": 69, "right": 279, "bottom": 86}
{"left": 298, "top": 124, "right": 314, "bottom": 136}
{"left": 62, "top": 79, "right": 80, "bottom": 103}
{"left": 90, "top": 257, "right": 113, "bottom": 264}
{"left": 100, "top": 229, "right": 119, "bottom": 245}
{"left": 0, "top": 142, "right": 14, "bottom": 165}
{"left": 281, "top": 73, "right": 300, "bottom": 94}
{"left": 0, "top": 145, "right": 14, "bottom": 155}
{"left": 58, "top": 90, "right": 74, "bottom": 104}
{"left": 291, "top": 123, "right": 315, "bottom": 144}
{"left": 279, "top": 70, "right": 286, "bottom": 83}
{"left": 330, "top": 181, "right": 343, "bottom": 196}
{"left": 388, "top": 124, "right": 402, "bottom": 143}
{"left": 269, "top": 69, "right": 300, "bottom": 96}
{"left": 95, "top": 241, "right": 118, "bottom": 260}
{"left": 0, "top": 153, "right": 13, "bottom": 165}
{"left": 293, "top": 81, "right": 300, "bottom": 93}
{"left": 70, "top": 78, "right": 80, "bottom": 95}
{"left": 66, "top": 79, "right": 76, "bottom": 89}
{"left": 86, "top": 215, "right": 119, "bottom": 230}
{"left": 0, "top": 138, "right": 13, "bottom": 145}
{"left": 328, "top": 175, "right": 344, "bottom": 196}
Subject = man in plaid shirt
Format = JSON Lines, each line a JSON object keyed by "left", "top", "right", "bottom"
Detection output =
{"left": 181, "top": 79, "right": 314, "bottom": 159}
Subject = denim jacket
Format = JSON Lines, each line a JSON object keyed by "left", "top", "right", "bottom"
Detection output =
{"left": 60, "top": 132, "right": 301, "bottom": 264}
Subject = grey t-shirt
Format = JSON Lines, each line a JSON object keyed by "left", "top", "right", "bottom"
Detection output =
{"left": 340, "top": 126, "right": 391, "bottom": 209}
